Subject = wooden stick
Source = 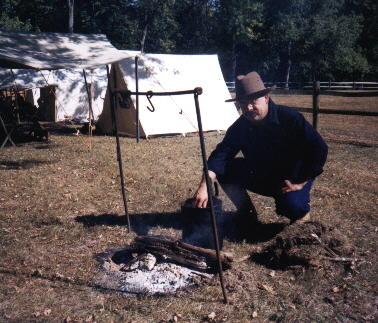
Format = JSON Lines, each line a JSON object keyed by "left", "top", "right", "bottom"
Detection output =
{"left": 320, "top": 256, "right": 358, "bottom": 262}
{"left": 178, "top": 240, "right": 233, "bottom": 263}
{"left": 310, "top": 233, "right": 339, "bottom": 258}
{"left": 133, "top": 236, "right": 233, "bottom": 271}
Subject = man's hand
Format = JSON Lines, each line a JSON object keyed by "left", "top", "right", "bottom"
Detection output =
{"left": 282, "top": 180, "right": 307, "bottom": 193}
{"left": 193, "top": 170, "right": 216, "bottom": 208}
{"left": 193, "top": 183, "right": 209, "bottom": 208}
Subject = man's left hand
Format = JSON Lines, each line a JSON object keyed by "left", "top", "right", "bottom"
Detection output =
{"left": 282, "top": 180, "right": 307, "bottom": 193}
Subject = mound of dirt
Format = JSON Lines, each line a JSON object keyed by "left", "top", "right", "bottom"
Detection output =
{"left": 251, "top": 221, "right": 354, "bottom": 270}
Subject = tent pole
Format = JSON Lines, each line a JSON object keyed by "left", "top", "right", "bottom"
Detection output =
{"left": 10, "top": 69, "right": 21, "bottom": 124}
{"left": 193, "top": 88, "right": 228, "bottom": 304}
{"left": 106, "top": 64, "right": 131, "bottom": 233}
{"left": 82, "top": 69, "right": 94, "bottom": 150}
{"left": 135, "top": 56, "right": 140, "bottom": 143}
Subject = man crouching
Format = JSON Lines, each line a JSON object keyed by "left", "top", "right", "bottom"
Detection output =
{"left": 194, "top": 71, "right": 328, "bottom": 226}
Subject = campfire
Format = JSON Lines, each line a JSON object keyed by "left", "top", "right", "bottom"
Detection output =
{"left": 97, "top": 235, "right": 233, "bottom": 295}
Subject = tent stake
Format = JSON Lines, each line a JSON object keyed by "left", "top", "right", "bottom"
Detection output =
{"left": 193, "top": 88, "right": 228, "bottom": 304}
{"left": 106, "top": 64, "right": 131, "bottom": 232}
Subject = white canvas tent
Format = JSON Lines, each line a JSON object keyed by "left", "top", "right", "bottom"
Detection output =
{"left": 0, "top": 31, "right": 129, "bottom": 122}
{"left": 0, "top": 68, "right": 49, "bottom": 90}
{"left": 52, "top": 67, "right": 108, "bottom": 121}
{"left": 97, "top": 51, "right": 239, "bottom": 137}
{"left": 0, "top": 67, "right": 109, "bottom": 122}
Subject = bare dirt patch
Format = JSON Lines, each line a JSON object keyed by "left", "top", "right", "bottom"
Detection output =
{"left": 0, "top": 95, "right": 377, "bottom": 321}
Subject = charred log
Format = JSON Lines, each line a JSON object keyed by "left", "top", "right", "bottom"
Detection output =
{"left": 132, "top": 235, "right": 233, "bottom": 272}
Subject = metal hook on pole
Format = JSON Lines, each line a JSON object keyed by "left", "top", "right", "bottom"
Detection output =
{"left": 146, "top": 91, "right": 155, "bottom": 112}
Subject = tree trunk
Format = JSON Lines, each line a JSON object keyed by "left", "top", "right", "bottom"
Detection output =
{"left": 284, "top": 42, "right": 292, "bottom": 89}
{"left": 140, "top": 23, "right": 148, "bottom": 53}
{"left": 68, "top": 0, "right": 74, "bottom": 33}
{"left": 231, "top": 35, "right": 236, "bottom": 81}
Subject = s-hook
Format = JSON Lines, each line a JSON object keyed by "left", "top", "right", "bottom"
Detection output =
{"left": 146, "top": 91, "right": 155, "bottom": 112}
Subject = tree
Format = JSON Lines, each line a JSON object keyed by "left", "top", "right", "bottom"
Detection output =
{"left": 302, "top": 0, "right": 368, "bottom": 80}
{"left": 67, "top": 0, "right": 74, "bottom": 33}
{"left": 173, "top": 0, "right": 218, "bottom": 54}
{"left": 76, "top": 0, "right": 178, "bottom": 52}
{"left": 0, "top": 0, "right": 374, "bottom": 81}
{"left": 131, "top": 0, "right": 178, "bottom": 53}
{"left": 262, "top": 0, "right": 369, "bottom": 82}
{"left": 264, "top": 0, "right": 311, "bottom": 86}
{"left": 0, "top": 0, "right": 33, "bottom": 31}
{"left": 74, "top": 1, "right": 139, "bottom": 49}
{"left": 215, "top": 0, "right": 264, "bottom": 80}
{"left": 9, "top": 0, "right": 67, "bottom": 33}
{"left": 348, "top": 0, "right": 378, "bottom": 79}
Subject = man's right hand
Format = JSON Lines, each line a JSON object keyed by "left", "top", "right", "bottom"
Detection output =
{"left": 193, "top": 170, "right": 216, "bottom": 208}
{"left": 193, "top": 183, "right": 209, "bottom": 208}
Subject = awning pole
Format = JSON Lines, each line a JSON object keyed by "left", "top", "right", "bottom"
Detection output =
{"left": 10, "top": 69, "right": 21, "bottom": 124}
{"left": 135, "top": 56, "right": 140, "bottom": 143}
{"left": 82, "top": 69, "right": 94, "bottom": 150}
{"left": 106, "top": 64, "right": 131, "bottom": 232}
{"left": 193, "top": 87, "right": 228, "bottom": 304}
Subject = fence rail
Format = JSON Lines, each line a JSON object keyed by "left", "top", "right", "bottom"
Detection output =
{"left": 226, "top": 81, "right": 378, "bottom": 91}
{"left": 226, "top": 81, "right": 378, "bottom": 130}
{"left": 306, "top": 82, "right": 377, "bottom": 130}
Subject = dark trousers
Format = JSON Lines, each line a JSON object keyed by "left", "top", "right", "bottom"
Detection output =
{"left": 217, "top": 158, "right": 313, "bottom": 221}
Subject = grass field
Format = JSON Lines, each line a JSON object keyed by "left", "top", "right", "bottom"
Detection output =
{"left": 0, "top": 95, "right": 377, "bottom": 322}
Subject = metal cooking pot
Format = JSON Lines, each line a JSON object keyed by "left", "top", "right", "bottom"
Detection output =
{"left": 181, "top": 187, "right": 223, "bottom": 250}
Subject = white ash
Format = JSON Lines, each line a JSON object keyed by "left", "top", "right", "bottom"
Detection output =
{"left": 121, "top": 253, "right": 157, "bottom": 271}
{"left": 96, "top": 250, "right": 212, "bottom": 295}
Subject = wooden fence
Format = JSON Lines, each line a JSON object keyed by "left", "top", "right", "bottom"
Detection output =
{"left": 226, "top": 81, "right": 378, "bottom": 91}
{"left": 308, "top": 81, "right": 378, "bottom": 130}
{"left": 226, "top": 81, "right": 378, "bottom": 130}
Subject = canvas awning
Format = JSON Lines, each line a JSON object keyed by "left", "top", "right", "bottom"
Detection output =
{"left": 0, "top": 31, "right": 131, "bottom": 70}
{"left": 0, "top": 69, "right": 51, "bottom": 90}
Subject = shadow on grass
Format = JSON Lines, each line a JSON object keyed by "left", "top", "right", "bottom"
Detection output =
{"left": 225, "top": 217, "right": 287, "bottom": 243}
{"left": 75, "top": 212, "right": 183, "bottom": 236}
{"left": 75, "top": 212, "right": 286, "bottom": 243}
{"left": 34, "top": 143, "right": 60, "bottom": 150}
{"left": 0, "top": 159, "right": 53, "bottom": 170}
{"left": 249, "top": 248, "right": 310, "bottom": 270}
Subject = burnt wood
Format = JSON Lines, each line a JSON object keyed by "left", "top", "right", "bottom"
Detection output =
{"left": 132, "top": 235, "right": 233, "bottom": 272}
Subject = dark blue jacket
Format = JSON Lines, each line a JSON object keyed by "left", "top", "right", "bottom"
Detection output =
{"left": 207, "top": 100, "right": 328, "bottom": 185}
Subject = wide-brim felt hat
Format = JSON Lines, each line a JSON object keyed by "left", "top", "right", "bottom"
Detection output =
{"left": 226, "top": 71, "right": 275, "bottom": 102}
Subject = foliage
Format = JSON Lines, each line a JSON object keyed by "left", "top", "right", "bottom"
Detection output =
{"left": 214, "top": 0, "right": 264, "bottom": 79}
{"left": 0, "top": 0, "right": 33, "bottom": 31}
{"left": 0, "top": 0, "right": 376, "bottom": 80}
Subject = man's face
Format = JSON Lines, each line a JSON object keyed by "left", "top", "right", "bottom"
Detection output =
{"left": 238, "top": 95, "right": 269, "bottom": 122}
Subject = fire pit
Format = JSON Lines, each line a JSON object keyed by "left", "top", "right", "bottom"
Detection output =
{"left": 96, "top": 235, "right": 233, "bottom": 295}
